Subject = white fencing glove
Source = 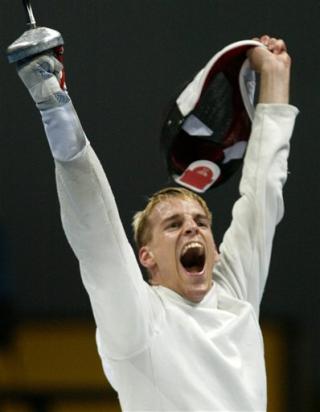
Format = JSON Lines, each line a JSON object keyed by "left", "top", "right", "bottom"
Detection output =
{"left": 17, "top": 53, "right": 70, "bottom": 111}
{"left": 17, "top": 53, "right": 88, "bottom": 161}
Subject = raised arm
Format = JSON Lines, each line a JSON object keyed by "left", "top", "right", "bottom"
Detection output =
{"left": 213, "top": 36, "right": 299, "bottom": 316}
{"left": 16, "top": 52, "right": 159, "bottom": 359}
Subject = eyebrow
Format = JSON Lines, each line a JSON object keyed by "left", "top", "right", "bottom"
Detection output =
{"left": 161, "top": 214, "right": 181, "bottom": 225}
{"left": 160, "top": 213, "right": 209, "bottom": 226}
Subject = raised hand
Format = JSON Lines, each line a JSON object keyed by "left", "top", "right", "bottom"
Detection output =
{"left": 248, "top": 35, "right": 291, "bottom": 104}
{"left": 17, "top": 53, "right": 70, "bottom": 111}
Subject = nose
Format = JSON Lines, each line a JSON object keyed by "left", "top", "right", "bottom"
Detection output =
{"left": 183, "top": 217, "right": 199, "bottom": 236}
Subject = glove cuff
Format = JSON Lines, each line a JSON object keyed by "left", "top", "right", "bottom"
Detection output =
{"left": 32, "top": 77, "right": 70, "bottom": 111}
{"left": 40, "top": 101, "right": 88, "bottom": 161}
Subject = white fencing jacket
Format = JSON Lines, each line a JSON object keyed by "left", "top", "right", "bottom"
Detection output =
{"left": 41, "top": 102, "right": 298, "bottom": 411}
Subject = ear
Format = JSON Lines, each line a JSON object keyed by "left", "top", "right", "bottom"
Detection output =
{"left": 139, "top": 246, "right": 156, "bottom": 271}
{"left": 213, "top": 247, "right": 220, "bottom": 264}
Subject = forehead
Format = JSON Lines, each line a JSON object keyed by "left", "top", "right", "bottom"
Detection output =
{"left": 150, "top": 197, "right": 207, "bottom": 222}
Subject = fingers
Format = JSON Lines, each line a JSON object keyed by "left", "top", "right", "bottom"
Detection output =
{"left": 36, "top": 54, "right": 64, "bottom": 77}
{"left": 258, "top": 35, "right": 287, "bottom": 54}
{"left": 17, "top": 53, "right": 63, "bottom": 77}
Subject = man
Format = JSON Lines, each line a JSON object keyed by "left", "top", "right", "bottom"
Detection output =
{"left": 16, "top": 35, "right": 298, "bottom": 411}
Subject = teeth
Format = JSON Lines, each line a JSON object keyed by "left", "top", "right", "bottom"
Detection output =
{"left": 182, "top": 242, "right": 203, "bottom": 255}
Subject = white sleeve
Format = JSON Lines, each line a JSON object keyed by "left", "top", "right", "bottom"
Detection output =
{"left": 213, "top": 104, "right": 299, "bottom": 316}
{"left": 41, "top": 103, "right": 160, "bottom": 360}
{"left": 55, "top": 146, "right": 161, "bottom": 359}
{"left": 40, "top": 101, "right": 88, "bottom": 161}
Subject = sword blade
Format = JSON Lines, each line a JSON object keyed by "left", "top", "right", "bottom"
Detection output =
{"left": 23, "top": 0, "right": 37, "bottom": 29}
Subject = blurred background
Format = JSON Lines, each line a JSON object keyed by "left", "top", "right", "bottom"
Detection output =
{"left": 0, "top": 0, "right": 319, "bottom": 411}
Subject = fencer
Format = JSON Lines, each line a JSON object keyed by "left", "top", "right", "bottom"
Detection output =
{"left": 14, "top": 34, "right": 298, "bottom": 411}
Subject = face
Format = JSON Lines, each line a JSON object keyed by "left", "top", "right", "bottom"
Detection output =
{"left": 139, "top": 197, "right": 219, "bottom": 303}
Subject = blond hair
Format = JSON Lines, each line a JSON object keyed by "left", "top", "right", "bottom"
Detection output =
{"left": 132, "top": 187, "right": 212, "bottom": 249}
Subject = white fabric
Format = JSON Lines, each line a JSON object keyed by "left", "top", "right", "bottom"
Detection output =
{"left": 182, "top": 114, "right": 214, "bottom": 136}
{"left": 222, "top": 141, "right": 248, "bottom": 164}
{"left": 176, "top": 40, "right": 263, "bottom": 117}
{"left": 41, "top": 101, "right": 88, "bottom": 161}
{"left": 29, "top": 76, "right": 61, "bottom": 103}
{"left": 17, "top": 54, "right": 69, "bottom": 110}
{"left": 239, "top": 59, "right": 257, "bottom": 121}
{"left": 50, "top": 104, "right": 298, "bottom": 411}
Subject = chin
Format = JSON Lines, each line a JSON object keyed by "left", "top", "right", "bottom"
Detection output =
{"left": 184, "top": 281, "right": 212, "bottom": 303}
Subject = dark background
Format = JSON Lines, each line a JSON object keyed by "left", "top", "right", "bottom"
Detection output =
{"left": 0, "top": 0, "right": 319, "bottom": 410}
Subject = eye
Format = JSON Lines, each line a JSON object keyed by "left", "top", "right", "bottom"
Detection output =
{"left": 197, "top": 219, "right": 209, "bottom": 228}
{"left": 166, "top": 221, "right": 181, "bottom": 230}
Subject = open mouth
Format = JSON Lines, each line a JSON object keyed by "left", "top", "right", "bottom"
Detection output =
{"left": 180, "top": 242, "right": 206, "bottom": 274}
